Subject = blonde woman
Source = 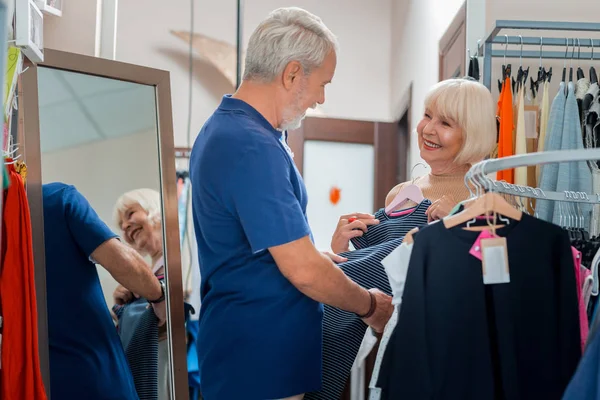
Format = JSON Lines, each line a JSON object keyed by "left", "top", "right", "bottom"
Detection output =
{"left": 112, "top": 188, "right": 171, "bottom": 400}
{"left": 331, "top": 77, "right": 497, "bottom": 253}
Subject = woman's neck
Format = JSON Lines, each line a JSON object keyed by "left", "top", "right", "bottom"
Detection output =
{"left": 151, "top": 252, "right": 164, "bottom": 275}
{"left": 429, "top": 163, "right": 470, "bottom": 177}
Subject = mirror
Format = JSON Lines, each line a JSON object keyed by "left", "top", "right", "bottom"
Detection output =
{"left": 35, "top": 66, "right": 175, "bottom": 400}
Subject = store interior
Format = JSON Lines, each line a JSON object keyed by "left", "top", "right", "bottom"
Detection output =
{"left": 2, "top": 0, "right": 600, "bottom": 399}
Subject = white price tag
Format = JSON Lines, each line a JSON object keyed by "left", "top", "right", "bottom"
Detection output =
{"left": 481, "top": 237, "right": 510, "bottom": 285}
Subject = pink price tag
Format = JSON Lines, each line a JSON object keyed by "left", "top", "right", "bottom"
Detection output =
{"left": 469, "top": 229, "right": 499, "bottom": 261}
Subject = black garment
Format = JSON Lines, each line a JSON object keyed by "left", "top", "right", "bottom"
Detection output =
{"left": 351, "top": 200, "right": 431, "bottom": 250}
{"left": 377, "top": 214, "right": 581, "bottom": 400}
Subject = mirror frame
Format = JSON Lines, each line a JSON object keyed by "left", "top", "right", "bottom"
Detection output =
{"left": 19, "top": 48, "right": 189, "bottom": 400}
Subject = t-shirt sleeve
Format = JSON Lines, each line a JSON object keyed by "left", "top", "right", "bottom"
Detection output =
{"left": 228, "top": 144, "right": 311, "bottom": 253}
{"left": 63, "top": 186, "right": 118, "bottom": 258}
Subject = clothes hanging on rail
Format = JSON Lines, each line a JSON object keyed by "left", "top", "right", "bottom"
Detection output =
{"left": 376, "top": 214, "right": 581, "bottom": 400}
{"left": 536, "top": 81, "right": 551, "bottom": 185}
{"left": 577, "top": 78, "right": 592, "bottom": 125}
{"left": 574, "top": 248, "right": 590, "bottom": 351}
{"left": 514, "top": 86, "right": 528, "bottom": 185}
{"left": 497, "top": 76, "right": 515, "bottom": 183}
{"left": 536, "top": 81, "right": 567, "bottom": 222}
{"left": 368, "top": 240, "right": 414, "bottom": 400}
{"left": 553, "top": 82, "right": 593, "bottom": 228}
{"left": 306, "top": 200, "right": 429, "bottom": 400}
{"left": 0, "top": 163, "right": 47, "bottom": 400}
{"left": 584, "top": 85, "right": 600, "bottom": 236}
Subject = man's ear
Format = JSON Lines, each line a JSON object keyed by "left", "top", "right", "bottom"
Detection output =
{"left": 282, "top": 61, "right": 302, "bottom": 89}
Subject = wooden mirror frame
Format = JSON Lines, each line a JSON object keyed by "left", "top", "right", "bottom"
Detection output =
{"left": 18, "top": 48, "right": 189, "bottom": 400}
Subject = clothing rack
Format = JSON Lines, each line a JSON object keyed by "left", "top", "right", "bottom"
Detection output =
{"left": 175, "top": 147, "right": 192, "bottom": 158}
{"left": 468, "top": 149, "right": 600, "bottom": 204}
{"left": 481, "top": 20, "right": 600, "bottom": 90}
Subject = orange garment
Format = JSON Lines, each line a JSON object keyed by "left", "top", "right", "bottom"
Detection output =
{"left": 0, "top": 163, "right": 47, "bottom": 400}
{"left": 496, "top": 76, "right": 515, "bottom": 183}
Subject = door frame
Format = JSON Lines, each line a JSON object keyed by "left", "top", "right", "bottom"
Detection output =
{"left": 439, "top": 1, "right": 467, "bottom": 81}
{"left": 288, "top": 117, "right": 399, "bottom": 210}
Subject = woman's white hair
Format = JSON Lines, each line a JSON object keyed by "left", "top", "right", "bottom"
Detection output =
{"left": 243, "top": 7, "right": 339, "bottom": 83}
{"left": 424, "top": 78, "right": 497, "bottom": 165}
{"left": 113, "top": 188, "right": 162, "bottom": 230}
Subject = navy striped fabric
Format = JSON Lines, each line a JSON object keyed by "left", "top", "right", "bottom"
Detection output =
{"left": 306, "top": 201, "right": 430, "bottom": 400}
{"left": 351, "top": 200, "right": 432, "bottom": 250}
{"left": 114, "top": 297, "right": 159, "bottom": 400}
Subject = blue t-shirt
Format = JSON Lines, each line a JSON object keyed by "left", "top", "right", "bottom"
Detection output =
{"left": 190, "top": 95, "right": 322, "bottom": 399}
{"left": 42, "top": 183, "right": 139, "bottom": 400}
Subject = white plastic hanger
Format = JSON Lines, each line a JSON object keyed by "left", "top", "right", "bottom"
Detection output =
{"left": 384, "top": 163, "right": 427, "bottom": 215}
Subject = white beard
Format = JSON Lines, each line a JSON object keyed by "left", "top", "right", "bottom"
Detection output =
{"left": 279, "top": 111, "right": 306, "bottom": 131}
{"left": 278, "top": 78, "right": 315, "bottom": 131}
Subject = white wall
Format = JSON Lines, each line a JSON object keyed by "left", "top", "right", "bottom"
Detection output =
{"left": 40, "top": 130, "right": 161, "bottom": 307}
{"left": 390, "top": 0, "right": 466, "bottom": 172}
{"left": 116, "top": 0, "right": 394, "bottom": 148}
{"left": 43, "top": 0, "right": 98, "bottom": 56}
{"left": 481, "top": 0, "right": 600, "bottom": 100}
{"left": 485, "top": 0, "right": 600, "bottom": 30}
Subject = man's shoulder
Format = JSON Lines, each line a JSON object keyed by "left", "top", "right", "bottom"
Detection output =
{"left": 42, "top": 182, "right": 78, "bottom": 207}
{"left": 207, "top": 110, "right": 278, "bottom": 146}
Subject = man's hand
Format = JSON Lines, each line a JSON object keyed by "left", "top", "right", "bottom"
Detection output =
{"left": 426, "top": 195, "right": 457, "bottom": 222}
{"left": 330, "top": 213, "right": 380, "bottom": 253}
{"left": 151, "top": 301, "right": 167, "bottom": 327}
{"left": 361, "top": 288, "right": 393, "bottom": 333}
{"left": 113, "top": 284, "right": 136, "bottom": 305}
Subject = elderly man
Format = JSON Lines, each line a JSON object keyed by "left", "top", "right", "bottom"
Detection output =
{"left": 190, "top": 7, "right": 392, "bottom": 400}
{"left": 42, "top": 182, "right": 166, "bottom": 400}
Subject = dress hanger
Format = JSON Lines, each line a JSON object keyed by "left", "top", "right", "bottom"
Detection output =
{"left": 443, "top": 162, "right": 522, "bottom": 230}
{"left": 562, "top": 38, "right": 569, "bottom": 83}
{"left": 590, "top": 38, "right": 598, "bottom": 84}
{"left": 577, "top": 39, "right": 585, "bottom": 80}
{"left": 384, "top": 163, "right": 426, "bottom": 215}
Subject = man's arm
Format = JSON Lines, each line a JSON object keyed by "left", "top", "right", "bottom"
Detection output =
{"left": 91, "top": 238, "right": 162, "bottom": 302}
{"left": 270, "top": 236, "right": 392, "bottom": 331}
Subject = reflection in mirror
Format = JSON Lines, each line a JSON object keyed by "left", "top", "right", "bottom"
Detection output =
{"left": 36, "top": 67, "right": 173, "bottom": 400}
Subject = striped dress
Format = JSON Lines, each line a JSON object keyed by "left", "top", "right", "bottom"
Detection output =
{"left": 305, "top": 200, "right": 431, "bottom": 400}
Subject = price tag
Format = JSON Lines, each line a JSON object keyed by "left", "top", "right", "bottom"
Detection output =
{"left": 481, "top": 237, "right": 510, "bottom": 285}
{"left": 469, "top": 229, "right": 498, "bottom": 261}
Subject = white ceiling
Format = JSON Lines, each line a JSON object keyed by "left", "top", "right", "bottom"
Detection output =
{"left": 38, "top": 67, "right": 158, "bottom": 153}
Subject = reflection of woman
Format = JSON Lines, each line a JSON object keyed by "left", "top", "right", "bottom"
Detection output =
{"left": 113, "top": 188, "right": 170, "bottom": 400}
{"left": 331, "top": 78, "right": 497, "bottom": 253}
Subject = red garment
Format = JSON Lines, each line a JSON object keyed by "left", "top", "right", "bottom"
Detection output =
{"left": 0, "top": 164, "right": 47, "bottom": 400}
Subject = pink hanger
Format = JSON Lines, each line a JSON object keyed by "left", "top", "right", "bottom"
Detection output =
{"left": 384, "top": 184, "right": 425, "bottom": 215}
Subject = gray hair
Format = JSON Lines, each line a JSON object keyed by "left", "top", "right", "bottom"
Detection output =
{"left": 113, "top": 188, "right": 162, "bottom": 230}
{"left": 243, "top": 7, "right": 339, "bottom": 83}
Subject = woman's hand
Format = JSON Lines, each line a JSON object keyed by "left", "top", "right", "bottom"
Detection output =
{"left": 113, "top": 284, "right": 137, "bottom": 305}
{"left": 322, "top": 251, "right": 348, "bottom": 264}
{"left": 330, "top": 213, "right": 379, "bottom": 254}
{"left": 426, "top": 195, "right": 457, "bottom": 222}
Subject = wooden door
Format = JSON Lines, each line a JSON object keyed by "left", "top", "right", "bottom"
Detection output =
{"left": 288, "top": 116, "right": 407, "bottom": 399}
